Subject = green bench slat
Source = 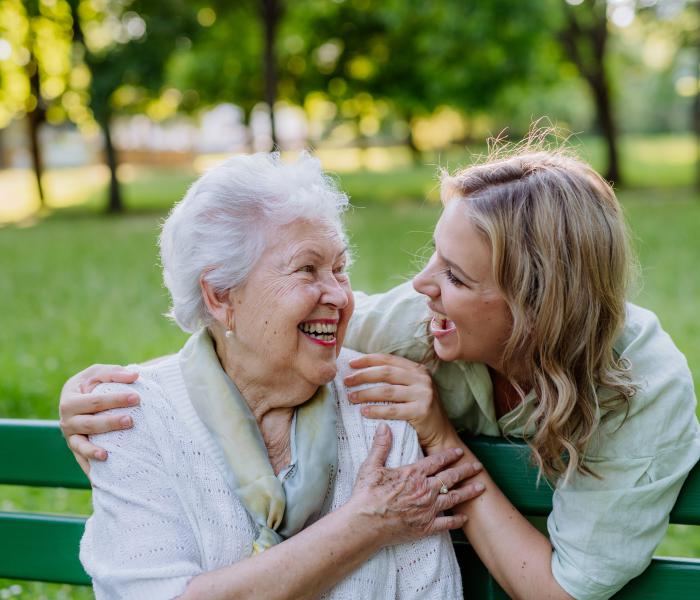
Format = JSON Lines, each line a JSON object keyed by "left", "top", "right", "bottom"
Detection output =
{"left": 468, "top": 436, "right": 700, "bottom": 525}
{"left": 0, "top": 512, "right": 90, "bottom": 586}
{"left": 0, "top": 420, "right": 89, "bottom": 489}
{"left": 454, "top": 543, "right": 700, "bottom": 599}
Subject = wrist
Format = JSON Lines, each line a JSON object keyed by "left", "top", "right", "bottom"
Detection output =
{"left": 336, "top": 498, "right": 385, "bottom": 552}
{"left": 422, "top": 424, "right": 462, "bottom": 455}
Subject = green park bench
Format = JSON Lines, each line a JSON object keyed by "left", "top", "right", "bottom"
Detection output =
{"left": 1, "top": 419, "right": 698, "bottom": 597}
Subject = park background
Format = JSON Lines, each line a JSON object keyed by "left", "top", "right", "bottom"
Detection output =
{"left": 1, "top": 0, "right": 699, "bottom": 597}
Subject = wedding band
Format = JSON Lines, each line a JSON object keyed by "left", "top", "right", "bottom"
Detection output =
{"left": 437, "top": 477, "right": 449, "bottom": 495}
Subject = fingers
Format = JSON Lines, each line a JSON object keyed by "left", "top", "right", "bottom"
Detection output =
{"left": 358, "top": 403, "right": 413, "bottom": 421}
{"left": 61, "top": 413, "right": 134, "bottom": 438}
{"left": 60, "top": 391, "right": 140, "bottom": 419}
{"left": 68, "top": 434, "right": 108, "bottom": 462}
{"left": 348, "top": 353, "right": 422, "bottom": 371}
{"left": 344, "top": 364, "right": 416, "bottom": 389}
{"left": 362, "top": 423, "right": 393, "bottom": 468}
{"left": 349, "top": 385, "right": 409, "bottom": 406}
{"left": 410, "top": 447, "right": 464, "bottom": 477}
{"left": 433, "top": 460, "right": 483, "bottom": 491}
{"left": 80, "top": 367, "right": 139, "bottom": 393}
{"left": 435, "top": 481, "right": 486, "bottom": 512}
{"left": 429, "top": 514, "right": 469, "bottom": 533}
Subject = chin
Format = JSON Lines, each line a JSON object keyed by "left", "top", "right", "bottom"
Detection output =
{"left": 311, "top": 359, "right": 338, "bottom": 386}
{"left": 433, "top": 339, "right": 459, "bottom": 363}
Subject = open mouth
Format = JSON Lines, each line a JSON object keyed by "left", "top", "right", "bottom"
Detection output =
{"left": 430, "top": 309, "right": 456, "bottom": 336}
{"left": 298, "top": 320, "right": 338, "bottom": 346}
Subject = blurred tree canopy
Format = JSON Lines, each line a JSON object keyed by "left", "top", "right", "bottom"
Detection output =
{"left": 1, "top": 0, "right": 698, "bottom": 211}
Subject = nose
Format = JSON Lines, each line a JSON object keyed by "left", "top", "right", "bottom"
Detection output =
{"left": 320, "top": 272, "right": 349, "bottom": 309}
{"left": 412, "top": 253, "right": 441, "bottom": 300}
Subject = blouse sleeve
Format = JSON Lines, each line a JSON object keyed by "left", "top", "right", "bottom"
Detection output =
{"left": 548, "top": 438, "right": 700, "bottom": 600}
{"left": 80, "top": 378, "right": 202, "bottom": 600}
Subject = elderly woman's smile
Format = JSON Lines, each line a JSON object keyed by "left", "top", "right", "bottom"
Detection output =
{"left": 298, "top": 319, "right": 339, "bottom": 345}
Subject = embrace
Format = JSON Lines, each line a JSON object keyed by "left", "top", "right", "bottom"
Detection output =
{"left": 60, "top": 145, "right": 699, "bottom": 599}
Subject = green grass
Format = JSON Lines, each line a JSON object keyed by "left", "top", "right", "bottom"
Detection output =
{"left": 1, "top": 136, "right": 699, "bottom": 596}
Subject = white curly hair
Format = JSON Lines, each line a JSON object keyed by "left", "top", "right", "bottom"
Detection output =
{"left": 159, "top": 152, "right": 350, "bottom": 332}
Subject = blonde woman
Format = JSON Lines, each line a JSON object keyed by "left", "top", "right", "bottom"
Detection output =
{"left": 60, "top": 145, "right": 699, "bottom": 599}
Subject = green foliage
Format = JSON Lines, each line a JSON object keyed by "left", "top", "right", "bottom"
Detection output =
{"left": 74, "top": 0, "right": 199, "bottom": 123}
{"left": 167, "top": 1, "right": 264, "bottom": 117}
{"left": 287, "top": 0, "right": 555, "bottom": 121}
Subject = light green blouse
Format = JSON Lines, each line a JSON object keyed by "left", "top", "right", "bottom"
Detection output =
{"left": 344, "top": 282, "right": 700, "bottom": 600}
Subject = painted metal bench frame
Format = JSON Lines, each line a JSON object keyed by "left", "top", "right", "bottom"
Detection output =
{"left": 1, "top": 419, "right": 698, "bottom": 597}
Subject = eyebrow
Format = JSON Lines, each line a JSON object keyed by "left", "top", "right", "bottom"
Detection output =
{"left": 289, "top": 246, "right": 348, "bottom": 263}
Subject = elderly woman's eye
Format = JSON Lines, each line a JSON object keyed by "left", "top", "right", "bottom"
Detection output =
{"left": 299, "top": 265, "right": 315, "bottom": 273}
{"left": 334, "top": 264, "right": 347, "bottom": 275}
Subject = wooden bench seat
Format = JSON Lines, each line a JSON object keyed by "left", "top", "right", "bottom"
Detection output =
{"left": 1, "top": 419, "right": 698, "bottom": 597}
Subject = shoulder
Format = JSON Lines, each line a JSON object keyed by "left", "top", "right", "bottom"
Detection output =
{"left": 616, "top": 303, "right": 695, "bottom": 414}
{"left": 345, "top": 282, "right": 431, "bottom": 360}
{"left": 89, "top": 356, "right": 182, "bottom": 449}
{"left": 95, "top": 358, "right": 178, "bottom": 413}
{"left": 593, "top": 303, "right": 698, "bottom": 457}
{"left": 616, "top": 303, "right": 691, "bottom": 372}
{"left": 334, "top": 348, "right": 420, "bottom": 470}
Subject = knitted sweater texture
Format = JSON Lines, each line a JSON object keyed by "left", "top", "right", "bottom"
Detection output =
{"left": 80, "top": 348, "right": 463, "bottom": 599}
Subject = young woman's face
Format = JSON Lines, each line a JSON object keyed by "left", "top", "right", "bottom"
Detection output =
{"left": 412, "top": 197, "right": 512, "bottom": 371}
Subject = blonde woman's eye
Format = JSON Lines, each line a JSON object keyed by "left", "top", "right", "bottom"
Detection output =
{"left": 445, "top": 268, "right": 464, "bottom": 287}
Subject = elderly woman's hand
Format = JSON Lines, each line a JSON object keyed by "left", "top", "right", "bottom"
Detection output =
{"left": 345, "top": 354, "right": 455, "bottom": 453}
{"left": 59, "top": 364, "right": 140, "bottom": 474}
{"left": 348, "top": 423, "right": 484, "bottom": 546}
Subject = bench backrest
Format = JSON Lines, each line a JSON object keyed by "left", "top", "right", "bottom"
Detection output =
{"left": 0, "top": 419, "right": 698, "bottom": 596}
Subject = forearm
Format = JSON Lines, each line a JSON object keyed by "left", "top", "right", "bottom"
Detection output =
{"left": 427, "top": 431, "right": 573, "bottom": 600}
{"left": 180, "top": 503, "right": 382, "bottom": 600}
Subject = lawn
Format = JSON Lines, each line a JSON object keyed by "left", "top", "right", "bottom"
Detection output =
{"left": 1, "top": 137, "right": 699, "bottom": 596}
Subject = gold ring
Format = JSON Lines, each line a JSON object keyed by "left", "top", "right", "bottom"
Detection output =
{"left": 437, "top": 477, "right": 449, "bottom": 495}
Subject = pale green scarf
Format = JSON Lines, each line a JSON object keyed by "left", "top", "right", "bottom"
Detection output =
{"left": 179, "top": 328, "right": 338, "bottom": 554}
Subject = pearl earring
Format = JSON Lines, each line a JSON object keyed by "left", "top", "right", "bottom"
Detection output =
{"left": 225, "top": 329, "right": 233, "bottom": 338}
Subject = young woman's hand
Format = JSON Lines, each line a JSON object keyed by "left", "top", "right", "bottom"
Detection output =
{"left": 348, "top": 424, "right": 484, "bottom": 545}
{"left": 344, "top": 354, "right": 456, "bottom": 452}
{"left": 59, "top": 364, "right": 140, "bottom": 474}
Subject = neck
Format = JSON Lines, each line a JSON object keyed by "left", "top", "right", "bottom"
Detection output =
{"left": 209, "top": 325, "right": 318, "bottom": 471}
{"left": 489, "top": 367, "right": 531, "bottom": 420}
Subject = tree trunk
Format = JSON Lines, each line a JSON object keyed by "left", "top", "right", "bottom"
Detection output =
{"left": 27, "top": 64, "right": 47, "bottom": 208}
{"left": 590, "top": 72, "right": 620, "bottom": 183}
{"left": 404, "top": 113, "right": 423, "bottom": 166}
{"left": 0, "top": 127, "right": 8, "bottom": 168}
{"left": 260, "top": 0, "right": 281, "bottom": 149}
{"left": 101, "top": 116, "right": 123, "bottom": 213}
{"left": 560, "top": 1, "right": 622, "bottom": 185}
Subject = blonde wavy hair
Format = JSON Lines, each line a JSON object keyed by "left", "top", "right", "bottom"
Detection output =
{"left": 441, "top": 136, "right": 637, "bottom": 482}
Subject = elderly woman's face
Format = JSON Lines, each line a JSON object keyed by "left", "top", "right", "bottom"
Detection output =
{"left": 228, "top": 218, "right": 353, "bottom": 386}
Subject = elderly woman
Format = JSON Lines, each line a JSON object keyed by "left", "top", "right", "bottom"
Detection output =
{"left": 63, "top": 141, "right": 700, "bottom": 600}
{"left": 70, "top": 153, "right": 482, "bottom": 599}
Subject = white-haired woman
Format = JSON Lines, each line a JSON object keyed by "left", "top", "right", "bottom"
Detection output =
{"left": 63, "top": 152, "right": 482, "bottom": 599}
{"left": 61, "top": 145, "right": 699, "bottom": 600}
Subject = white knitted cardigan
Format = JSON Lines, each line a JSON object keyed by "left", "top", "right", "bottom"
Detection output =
{"left": 80, "top": 348, "right": 464, "bottom": 599}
